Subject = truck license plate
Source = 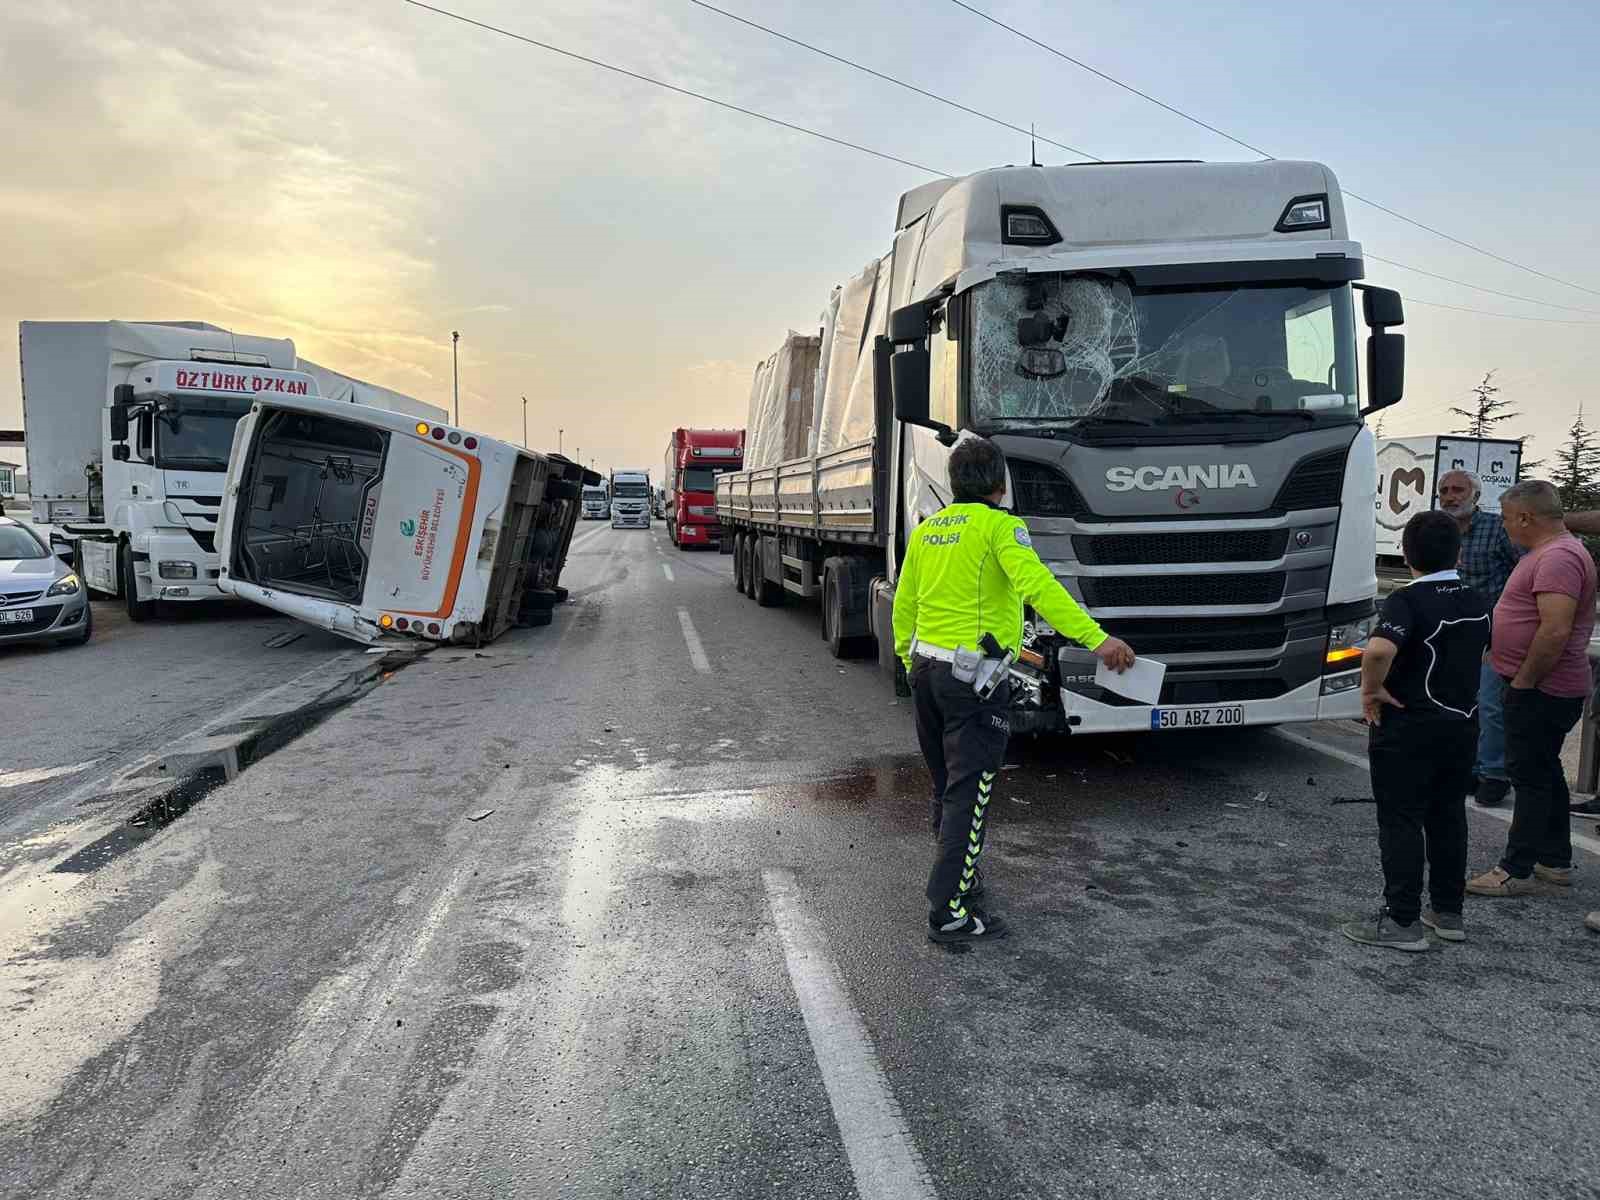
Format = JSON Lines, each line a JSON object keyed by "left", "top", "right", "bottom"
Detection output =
{"left": 1151, "top": 705, "right": 1243, "bottom": 730}
{"left": 0, "top": 608, "right": 35, "bottom": 625}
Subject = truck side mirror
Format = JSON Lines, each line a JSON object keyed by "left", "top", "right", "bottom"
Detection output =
{"left": 110, "top": 383, "right": 134, "bottom": 442}
{"left": 1354, "top": 284, "right": 1405, "bottom": 415}
{"left": 1363, "top": 330, "right": 1405, "bottom": 414}
{"left": 1359, "top": 285, "right": 1404, "bottom": 329}
{"left": 885, "top": 301, "right": 957, "bottom": 446}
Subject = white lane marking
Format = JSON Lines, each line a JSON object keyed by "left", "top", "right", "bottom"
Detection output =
{"left": 661, "top": 564, "right": 674, "bottom": 582}
{"left": 0, "top": 761, "right": 99, "bottom": 790}
{"left": 1272, "top": 727, "right": 1600, "bottom": 859}
{"left": 762, "top": 869, "right": 938, "bottom": 1200}
{"left": 567, "top": 524, "right": 606, "bottom": 551}
{"left": 1272, "top": 727, "right": 1367, "bottom": 771}
{"left": 676, "top": 608, "right": 711, "bottom": 674}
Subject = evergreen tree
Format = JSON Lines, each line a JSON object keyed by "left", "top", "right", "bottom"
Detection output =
{"left": 1554, "top": 405, "right": 1600, "bottom": 509}
{"left": 1448, "top": 370, "right": 1521, "bottom": 438}
{"left": 1372, "top": 412, "right": 1387, "bottom": 440}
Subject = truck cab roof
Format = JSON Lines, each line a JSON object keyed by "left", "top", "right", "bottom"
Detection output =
{"left": 895, "top": 160, "right": 1355, "bottom": 301}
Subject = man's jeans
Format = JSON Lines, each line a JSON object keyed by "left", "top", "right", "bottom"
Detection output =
{"left": 1499, "top": 686, "right": 1585, "bottom": 877}
{"left": 1475, "top": 662, "right": 1508, "bottom": 781}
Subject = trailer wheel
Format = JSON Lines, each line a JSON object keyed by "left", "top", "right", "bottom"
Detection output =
{"left": 822, "top": 558, "right": 871, "bottom": 658}
{"left": 742, "top": 536, "right": 758, "bottom": 600}
{"left": 120, "top": 540, "right": 156, "bottom": 622}
{"left": 733, "top": 533, "right": 746, "bottom": 592}
{"left": 753, "top": 537, "right": 782, "bottom": 608}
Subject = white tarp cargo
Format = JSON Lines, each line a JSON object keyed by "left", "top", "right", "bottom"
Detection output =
{"left": 743, "top": 332, "right": 820, "bottom": 469}
{"left": 814, "top": 258, "right": 886, "bottom": 456}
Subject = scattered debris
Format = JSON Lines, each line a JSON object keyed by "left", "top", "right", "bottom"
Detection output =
{"left": 1306, "top": 776, "right": 1317, "bottom": 786}
{"left": 1331, "top": 795, "right": 1376, "bottom": 805}
{"left": 263, "top": 630, "right": 304, "bottom": 649}
{"left": 1223, "top": 802, "right": 1244, "bottom": 809}
{"left": 466, "top": 809, "right": 495, "bottom": 822}
{"left": 1103, "top": 749, "right": 1134, "bottom": 767}
{"left": 1176, "top": 840, "right": 1189, "bottom": 848}
{"left": 1251, "top": 791, "right": 1269, "bottom": 804}
{"left": 603, "top": 725, "right": 614, "bottom": 733}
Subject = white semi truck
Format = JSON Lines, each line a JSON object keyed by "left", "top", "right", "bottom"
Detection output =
{"left": 216, "top": 394, "right": 597, "bottom": 646}
{"left": 718, "top": 160, "right": 1408, "bottom": 736}
{"left": 18, "top": 321, "right": 443, "bottom": 620}
{"left": 609, "top": 469, "right": 651, "bottom": 529}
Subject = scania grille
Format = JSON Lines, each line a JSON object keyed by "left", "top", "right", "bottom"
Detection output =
{"left": 1098, "top": 615, "right": 1287, "bottom": 656}
{"left": 1073, "top": 529, "right": 1288, "bottom": 566}
{"left": 1081, "top": 573, "right": 1285, "bottom": 608}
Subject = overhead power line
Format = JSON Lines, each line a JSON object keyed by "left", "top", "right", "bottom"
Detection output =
{"left": 1408, "top": 296, "right": 1593, "bottom": 324}
{"left": 1368, "top": 255, "right": 1600, "bottom": 317}
{"left": 684, "top": 0, "right": 1100, "bottom": 162}
{"left": 398, "top": 0, "right": 948, "bottom": 176}
{"left": 690, "top": 1, "right": 1598, "bottom": 319}
{"left": 946, "top": 0, "right": 1600, "bottom": 301}
{"left": 403, "top": 0, "right": 1600, "bottom": 328}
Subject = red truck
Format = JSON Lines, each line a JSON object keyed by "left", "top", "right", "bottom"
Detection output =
{"left": 663, "top": 427, "right": 743, "bottom": 549}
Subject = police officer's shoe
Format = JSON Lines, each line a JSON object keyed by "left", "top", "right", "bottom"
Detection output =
{"left": 928, "top": 906, "right": 1009, "bottom": 944}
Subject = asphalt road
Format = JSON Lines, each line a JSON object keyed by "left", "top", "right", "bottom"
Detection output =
{"left": 0, "top": 597, "right": 355, "bottom": 842}
{"left": 2, "top": 522, "right": 1597, "bottom": 1200}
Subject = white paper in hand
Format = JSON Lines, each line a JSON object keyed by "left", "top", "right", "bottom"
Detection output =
{"left": 1095, "top": 656, "right": 1166, "bottom": 705}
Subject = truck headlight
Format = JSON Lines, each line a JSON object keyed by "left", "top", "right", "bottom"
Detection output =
{"left": 1325, "top": 614, "right": 1376, "bottom": 671}
{"left": 46, "top": 573, "right": 82, "bottom": 597}
{"left": 159, "top": 560, "right": 199, "bottom": 580}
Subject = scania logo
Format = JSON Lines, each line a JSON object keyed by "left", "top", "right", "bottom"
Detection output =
{"left": 1104, "top": 464, "right": 1259, "bottom": 492}
{"left": 1174, "top": 488, "right": 1200, "bottom": 510}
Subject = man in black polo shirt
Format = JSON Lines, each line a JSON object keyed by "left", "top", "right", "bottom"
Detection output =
{"left": 1342, "top": 511, "right": 1491, "bottom": 951}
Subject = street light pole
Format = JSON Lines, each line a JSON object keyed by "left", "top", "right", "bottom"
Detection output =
{"left": 559, "top": 427, "right": 564, "bottom": 456}
{"left": 451, "top": 331, "right": 460, "bottom": 426}
{"left": 521, "top": 396, "right": 527, "bottom": 448}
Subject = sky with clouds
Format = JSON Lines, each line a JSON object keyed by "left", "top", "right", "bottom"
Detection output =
{"left": 3, "top": 0, "right": 1598, "bottom": 478}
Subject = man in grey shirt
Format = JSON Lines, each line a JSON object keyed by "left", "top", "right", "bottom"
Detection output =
{"left": 1439, "top": 470, "right": 1522, "bottom": 806}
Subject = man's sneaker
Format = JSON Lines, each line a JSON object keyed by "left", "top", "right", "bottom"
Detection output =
{"left": 1534, "top": 864, "right": 1573, "bottom": 887}
{"left": 928, "top": 906, "right": 1009, "bottom": 944}
{"left": 1569, "top": 796, "right": 1600, "bottom": 816}
{"left": 1340, "top": 910, "right": 1428, "bottom": 953}
{"left": 1586, "top": 911, "right": 1600, "bottom": 934}
{"left": 1475, "top": 778, "right": 1510, "bottom": 807}
{"left": 1421, "top": 909, "right": 1466, "bottom": 942}
{"left": 1466, "top": 866, "right": 1537, "bottom": 897}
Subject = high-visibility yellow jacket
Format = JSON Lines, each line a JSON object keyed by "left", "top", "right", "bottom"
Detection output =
{"left": 892, "top": 502, "right": 1106, "bottom": 672}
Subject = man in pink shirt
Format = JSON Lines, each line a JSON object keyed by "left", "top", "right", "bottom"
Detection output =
{"left": 1468, "top": 482, "right": 1598, "bottom": 897}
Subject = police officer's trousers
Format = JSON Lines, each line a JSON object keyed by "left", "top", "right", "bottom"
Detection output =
{"left": 911, "top": 658, "right": 1011, "bottom": 924}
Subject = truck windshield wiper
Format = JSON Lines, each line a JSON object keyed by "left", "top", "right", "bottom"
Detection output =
{"left": 1070, "top": 414, "right": 1157, "bottom": 428}
{"left": 1163, "top": 409, "right": 1319, "bottom": 423}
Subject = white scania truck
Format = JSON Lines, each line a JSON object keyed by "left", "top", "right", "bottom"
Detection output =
{"left": 717, "top": 160, "right": 1407, "bottom": 736}
{"left": 18, "top": 320, "right": 444, "bottom": 620}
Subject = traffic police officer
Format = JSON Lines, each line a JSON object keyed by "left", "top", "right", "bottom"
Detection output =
{"left": 893, "top": 435, "right": 1133, "bottom": 943}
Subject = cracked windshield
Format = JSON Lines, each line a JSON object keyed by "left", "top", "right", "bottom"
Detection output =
{"left": 971, "top": 273, "right": 1360, "bottom": 435}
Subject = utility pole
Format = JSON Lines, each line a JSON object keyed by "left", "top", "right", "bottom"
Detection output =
{"left": 558, "top": 427, "right": 564, "bottom": 456}
{"left": 451, "top": 331, "right": 460, "bottom": 426}
{"left": 521, "top": 396, "right": 528, "bottom": 448}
